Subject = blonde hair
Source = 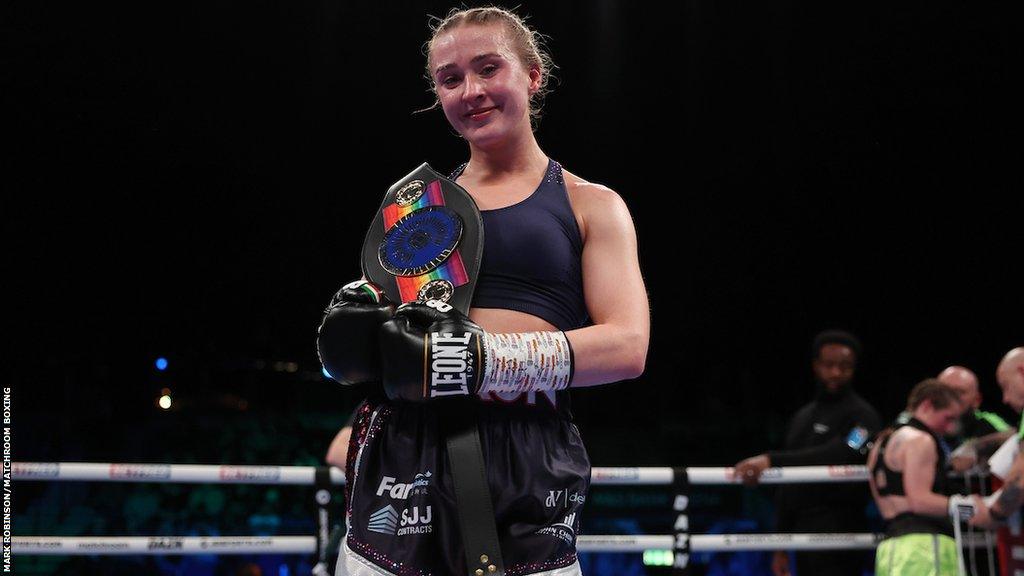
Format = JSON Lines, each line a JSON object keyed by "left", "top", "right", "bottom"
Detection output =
{"left": 419, "top": 5, "right": 558, "bottom": 131}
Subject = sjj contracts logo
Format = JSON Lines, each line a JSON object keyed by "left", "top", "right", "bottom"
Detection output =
{"left": 368, "top": 504, "right": 433, "bottom": 536}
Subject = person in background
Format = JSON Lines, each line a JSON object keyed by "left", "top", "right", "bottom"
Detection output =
{"left": 868, "top": 378, "right": 988, "bottom": 575}
{"left": 975, "top": 348, "right": 1024, "bottom": 525}
{"left": 938, "top": 365, "right": 1014, "bottom": 472}
{"left": 734, "top": 329, "right": 881, "bottom": 576}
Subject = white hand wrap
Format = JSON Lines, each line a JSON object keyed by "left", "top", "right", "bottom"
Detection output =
{"left": 948, "top": 494, "right": 977, "bottom": 521}
{"left": 477, "top": 331, "right": 574, "bottom": 394}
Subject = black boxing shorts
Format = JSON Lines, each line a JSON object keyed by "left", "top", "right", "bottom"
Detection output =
{"left": 335, "top": 400, "right": 590, "bottom": 576}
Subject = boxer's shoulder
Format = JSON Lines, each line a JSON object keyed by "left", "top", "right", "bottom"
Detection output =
{"left": 561, "top": 168, "right": 620, "bottom": 203}
{"left": 560, "top": 168, "right": 630, "bottom": 246}
{"left": 895, "top": 426, "right": 935, "bottom": 453}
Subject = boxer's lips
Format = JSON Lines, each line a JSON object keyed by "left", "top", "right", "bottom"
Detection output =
{"left": 466, "top": 107, "right": 497, "bottom": 120}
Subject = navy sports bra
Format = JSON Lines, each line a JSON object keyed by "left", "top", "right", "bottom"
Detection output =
{"left": 449, "top": 158, "right": 590, "bottom": 332}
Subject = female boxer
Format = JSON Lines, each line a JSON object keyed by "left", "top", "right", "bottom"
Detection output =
{"left": 321, "top": 7, "right": 650, "bottom": 575}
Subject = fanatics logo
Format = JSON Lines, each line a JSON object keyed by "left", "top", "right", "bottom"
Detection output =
{"left": 376, "top": 472, "right": 432, "bottom": 500}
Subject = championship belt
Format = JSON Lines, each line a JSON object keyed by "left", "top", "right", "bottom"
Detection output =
{"left": 361, "top": 163, "right": 483, "bottom": 314}
{"left": 361, "top": 163, "right": 506, "bottom": 576}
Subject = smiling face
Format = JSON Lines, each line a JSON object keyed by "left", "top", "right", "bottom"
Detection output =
{"left": 429, "top": 23, "right": 541, "bottom": 149}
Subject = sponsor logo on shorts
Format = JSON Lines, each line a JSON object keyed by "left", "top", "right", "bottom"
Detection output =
{"left": 367, "top": 504, "right": 433, "bottom": 536}
{"left": 813, "top": 423, "right": 830, "bottom": 434}
{"left": 376, "top": 472, "right": 431, "bottom": 500}
{"left": 545, "top": 489, "right": 586, "bottom": 508}
{"left": 536, "top": 512, "right": 577, "bottom": 545}
{"left": 397, "top": 505, "right": 433, "bottom": 536}
{"left": 369, "top": 505, "right": 400, "bottom": 535}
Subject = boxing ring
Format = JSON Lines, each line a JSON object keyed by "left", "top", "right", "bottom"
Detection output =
{"left": 11, "top": 462, "right": 1001, "bottom": 573}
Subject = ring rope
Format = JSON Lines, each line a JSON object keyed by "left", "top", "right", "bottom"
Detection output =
{"left": 14, "top": 462, "right": 890, "bottom": 485}
{"left": 14, "top": 461, "right": 992, "bottom": 562}
{"left": 13, "top": 462, "right": 346, "bottom": 485}
{"left": 13, "top": 533, "right": 993, "bottom": 556}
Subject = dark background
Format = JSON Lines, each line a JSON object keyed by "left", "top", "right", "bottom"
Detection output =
{"left": 4, "top": 0, "right": 1020, "bottom": 574}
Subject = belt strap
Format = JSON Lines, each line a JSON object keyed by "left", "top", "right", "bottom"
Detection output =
{"left": 442, "top": 401, "right": 506, "bottom": 576}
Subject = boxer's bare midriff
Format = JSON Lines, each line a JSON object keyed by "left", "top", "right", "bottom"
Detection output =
{"left": 470, "top": 307, "right": 558, "bottom": 334}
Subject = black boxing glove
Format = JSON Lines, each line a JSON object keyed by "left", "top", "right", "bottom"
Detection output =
{"left": 379, "top": 299, "right": 574, "bottom": 402}
{"left": 316, "top": 280, "right": 395, "bottom": 386}
{"left": 379, "top": 300, "right": 485, "bottom": 401}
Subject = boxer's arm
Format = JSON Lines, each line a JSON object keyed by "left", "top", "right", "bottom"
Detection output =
{"left": 324, "top": 404, "right": 363, "bottom": 468}
{"left": 903, "top": 435, "right": 951, "bottom": 516}
{"left": 564, "top": 185, "right": 650, "bottom": 387}
{"left": 769, "top": 435, "right": 867, "bottom": 467}
{"left": 325, "top": 426, "right": 352, "bottom": 469}
{"left": 972, "top": 431, "right": 1017, "bottom": 460}
{"left": 770, "top": 409, "right": 881, "bottom": 466}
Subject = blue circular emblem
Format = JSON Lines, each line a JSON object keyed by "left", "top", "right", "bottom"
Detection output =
{"left": 378, "top": 206, "right": 463, "bottom": 277}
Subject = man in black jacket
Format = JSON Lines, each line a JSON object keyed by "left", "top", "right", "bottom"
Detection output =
{"left": 734, "top": 330, "right": 882, "bottom": 576}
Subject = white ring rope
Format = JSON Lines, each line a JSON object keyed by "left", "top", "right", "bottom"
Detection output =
{"left": 14, "top": 462, "right": 879, "bottom": 486}
{"left": 13, "top": 462, "right": 993, "bottom": 560}
{"left": 12, "top": 533, "right": 993, "bottom": 556}
{"left": 13, "top": 536, "right": 315, "bottom": 556}
{"left": 13, "top": 462, "right": 346, "bottom": 486}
